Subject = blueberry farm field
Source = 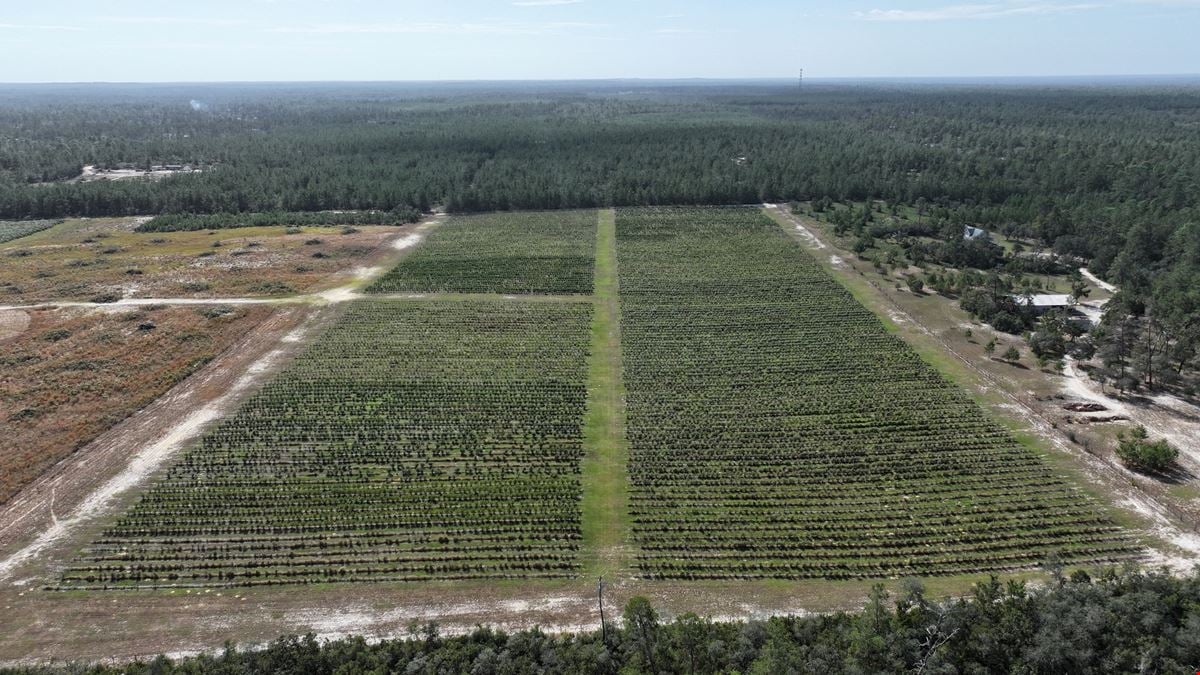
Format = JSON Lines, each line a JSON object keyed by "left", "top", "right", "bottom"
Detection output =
{"left": 367, "top": 210, "right": 596, "bottom": 295}
{"left": 0, "top": 207, "right": 1146, "bottom": 660}
{"left": 615, "top": 207, "right": 1132, "bottom": 579}
{"left": 58, "top": 300, "right": 593, "bottom": 588}
{"left": 0, "top": 220, "right": 57, "bottom": 245}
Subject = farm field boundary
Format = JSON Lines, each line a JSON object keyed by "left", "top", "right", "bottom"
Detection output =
{"left": 0, "top": 206, "right": 1158, "bottom": 664}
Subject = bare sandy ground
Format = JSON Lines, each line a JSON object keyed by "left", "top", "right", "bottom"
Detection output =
{"left": 0, "top": 216, "right": 446, "bottom": 313}
{"left": 1062, "top": 358, "right": 1200, "bottom": 473}
{"left": 1080, "top": 267, "right": 1118, "bottom": 293}
{"left": 71, "top": 165, "right": 202, "bottom": 183}
{"left": 0, "top": 309, "right": 30, "bottom": 340}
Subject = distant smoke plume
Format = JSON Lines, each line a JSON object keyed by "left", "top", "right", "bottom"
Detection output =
{"left": 189, "top": 99, "right": 209, "bottom": 112}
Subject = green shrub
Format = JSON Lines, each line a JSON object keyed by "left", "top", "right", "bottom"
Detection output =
{"left": 1115, "top": 426, "right": 1177, "bottom": 473}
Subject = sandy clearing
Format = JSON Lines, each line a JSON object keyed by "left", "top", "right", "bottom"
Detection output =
{"left": 1076, "top": 300, "right": 1107, "bottom": 326}
{"left": 284, "top": 594, "right": 599, "bottom": 643}
{"left": 392, "top": 215, "right": 443, "bottom": 251}
{"left": 392, "top": 233, "right": 424, "bottom": 250}
{"left": 1061, "top": 358, "right": 1200, "bottom": 466}
{"left": 0, "top": 288, "right": 383, "bottom": 313}
{"left": 71, "top": 165, "right": 202, "bottom": 184}
{"left": 0, "top": 297, "right": 286, "bottom": 312}
{"left": 315, "top": 286, "right": 362, "bottom": 303}
{"left": 0, "top": 216, "right": 445, "bottom": 314}
{"left": 1120, "top": 494, "right": 1200, "bottom": 572}
{"left": 352, "top": 265, "right": 382, "bottom": 281}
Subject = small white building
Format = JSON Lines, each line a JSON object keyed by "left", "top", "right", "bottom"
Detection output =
{"left": 1012, "top": 293, "right": 1074, "bottom": 315}
{"left": 964, "top": 225, "right": 989, "bottom": 241}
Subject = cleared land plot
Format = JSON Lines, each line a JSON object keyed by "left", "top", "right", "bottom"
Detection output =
{"left": 616, "top": 206, "right": 1133, "bottom": 580}
{"left": 0, "top": 220, "right": 57, "bottom": 245}
{"left": 368, "top": 211, "right": 595, "bottom": 295}
{"left": 0, "top": 305, "right": 274, "bottom": 505}
{"left": 59, "top": 300, "right": 593, "bottom": 589}
{"left": 0, "top": 219, "right": 401, "bottom": 304}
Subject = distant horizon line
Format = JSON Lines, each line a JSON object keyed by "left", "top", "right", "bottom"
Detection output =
{"left": 3, "top": 73, "right": 1200, "bottom": 87}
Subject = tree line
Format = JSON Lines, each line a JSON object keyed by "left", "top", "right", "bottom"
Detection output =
{"left": 4, "top": 566, "right": 1198, "bottom": 674}
{"left": 2, "top": 83, "right": 1197, "bottom": 393}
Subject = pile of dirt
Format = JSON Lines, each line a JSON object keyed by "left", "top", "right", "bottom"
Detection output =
{"left": 1063, "top": 414, "right": 1128, "bottom": 425}
{"left": 1063, "top": 402, "right": 1108, "bottom": 413}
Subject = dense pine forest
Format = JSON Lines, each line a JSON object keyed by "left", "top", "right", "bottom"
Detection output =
{"left": 4, "top": 568, "right": 1198, "bottom": 674}
{"left": 1, "top": 81, "right": 1197, "bottom": 389}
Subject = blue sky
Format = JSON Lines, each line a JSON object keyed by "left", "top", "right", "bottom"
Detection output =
{"left": 1, "top": 0, "right": 1198, "bottom": 82}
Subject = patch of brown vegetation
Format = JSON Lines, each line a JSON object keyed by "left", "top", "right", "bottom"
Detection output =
{"left": 0, "top": 304, "right": 272, "bottom": 504}
{"left": 0, "top": 221, "right": 404, "bottom": 304}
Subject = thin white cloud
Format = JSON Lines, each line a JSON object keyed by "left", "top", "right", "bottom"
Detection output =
{"left": 857, "top": 2, "right": 1104, "bottom": 21}
{"left": 268, "top": 21, "right": 601, "bottom": 35}
{"left": 512, "top": 0, "right": 583, "bottom": 5}
{"left": 0, "top": 22, "right": 83, "bottom": 31}
{"left": 97, "top": 16, "right": 248, "bottom": 26}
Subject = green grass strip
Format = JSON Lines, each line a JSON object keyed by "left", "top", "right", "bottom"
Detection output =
{"left": 579, "top": 208, "right": 632, "bottom": 578}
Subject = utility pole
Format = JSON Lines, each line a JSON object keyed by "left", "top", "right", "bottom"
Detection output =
{"left": 598, "top": 576, "right": 608, "bottom": 646}
{"left": 798, "top": 68, "right": 804, "bottom": 93}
